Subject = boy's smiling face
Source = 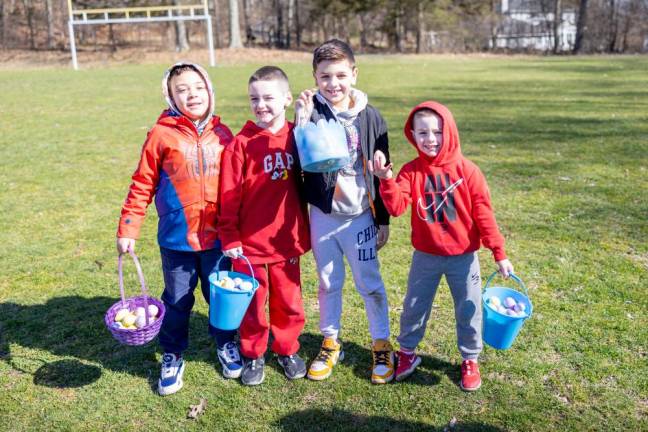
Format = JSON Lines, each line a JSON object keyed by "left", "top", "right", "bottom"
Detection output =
{"left": 248, "top": 79, "right": 292, "bottom": 130}
{"left": 170, "top": 70, "right": 210, "bottom": 121}
{"left": 313, "top": 59, "right": 357, "bottom": 111}
{"left": 412, "top": 111, "right": 444, "bottom": 158}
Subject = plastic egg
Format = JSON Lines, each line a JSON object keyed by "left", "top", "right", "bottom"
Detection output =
{"left": 504, "top": 297, "right": 516, "bottom": 308}
{"left": 239, "top": 281, "right": 253, "bottom": 291}
{"left": 147, "top": 304, "right": 159, "bottom": 317}
{"left": 517, "top": 302, "right": 527, "bottom": 312}
{"left": 505, "top": 308, "right": 517, "bottom": 316}
{"left": 233, "top": 277, "right": 243, "bottom": 286}
{"left": 122, "top": 314, "right": 137, "bottom": 327}
{"left": 222, "top": 278, "right": 236, "bottom": 289}
{"left": 112, "top": 321, "right": 125, "bottom": 330}
{"left": 135, "top": 315, "right": 147, "bottom": 329}
{"left": 496, "top": 305, "right": 507, "bottom": 314}
{"left": 123, "top": 325, "right": 137, "bottom": 330}
{"left": 114, "top": 308, "right": 130, "bottom": 322}
{"left": 135, "top": 307, "right": 146, "bottom": 317}
{"left": 488, "top": 296, "right": 501, "bottom": 308}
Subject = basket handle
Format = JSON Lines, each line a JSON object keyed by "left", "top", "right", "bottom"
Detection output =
{"left": 118, "top": 251, "right": 151, "bottom": 325}
{"left": 483, "top": 271, "right": 528, "bottom": 298}
{"left": 216, "top": 253, "right": 256, "bottom": 289}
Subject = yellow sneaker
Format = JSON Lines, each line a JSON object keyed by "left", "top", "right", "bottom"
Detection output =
{"left": 371, "top": 339, "right": 395, "bottom": 384}
{"left": 307, "top": 337, "right": 344, "bottom": 381}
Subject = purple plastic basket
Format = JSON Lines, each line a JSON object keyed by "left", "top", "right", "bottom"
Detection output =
{"left": 104, "top": 251, "right": 165, "bottom": 346}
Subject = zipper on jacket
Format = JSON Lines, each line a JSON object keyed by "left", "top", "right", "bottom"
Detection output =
{"left": 197, "top": 133, "right": 206, "bottom": 250}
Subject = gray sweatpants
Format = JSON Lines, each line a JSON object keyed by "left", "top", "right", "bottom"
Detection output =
{"left": 397, "top": 250, "right": 483, "bottom": 360}
{"left": 310, "top": 206, "right": 390, "bottom": 341}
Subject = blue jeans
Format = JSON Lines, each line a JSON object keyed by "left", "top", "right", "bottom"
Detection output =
{"left": 158, "top": 245, "right": 235, "bottom": 354}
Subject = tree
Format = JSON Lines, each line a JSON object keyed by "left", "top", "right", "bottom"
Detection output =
{"left": 229, "top": 0, "right": 243, "bottom": 47}
{"left": 552, "top": 0, "right": 562, "bottom": 53}
{"left": 573, "top": 0, "right": 589, "bottom": 53}
{"left": 46, "top": 0, "right": 55, "bottom": 49}
{"left": 173, "top": 0, "right": 190, "bottom": 51}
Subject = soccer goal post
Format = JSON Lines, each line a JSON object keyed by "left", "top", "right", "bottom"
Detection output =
{"left": 66, "top": 0, "right": 215, "bottom": 70}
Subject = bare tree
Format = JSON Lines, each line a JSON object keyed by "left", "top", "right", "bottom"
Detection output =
{"left": 45, "top": 0, "right": 55, "bottom": 49}
{"left": 212, "top": 0, "right": 221, "bottom": 48}
{"left": 573, "top": 0, "right": 589, "bottom": 53}
{"left": 229, "top": 0, "right": 243, "bottom": 47}
{"left": 552, "top": 0, "right": 562, "bottom": 53}
{"left": 415, "top": 0, "right": 425, "bottom": 53}
{"left": 172, "top": 0, "right": 190, "bottom": 51}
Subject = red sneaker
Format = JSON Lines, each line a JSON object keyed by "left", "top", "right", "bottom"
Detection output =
{"left": 460, "top": 359, "right": 481, "bottom": 391}
{"left": 395, "top": 350, "right": 421, "bottom": 382}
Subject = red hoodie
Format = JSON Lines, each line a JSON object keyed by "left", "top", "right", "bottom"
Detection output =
{"left": 218, "top": 120, "right": 310, "bottom": 264}
{"left": 379, "top": 101, "right": 506, "bottom": 261}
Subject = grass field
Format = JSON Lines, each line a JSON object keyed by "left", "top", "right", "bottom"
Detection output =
{"left": 0, "top": 54, "right": 646, "bottom": 431}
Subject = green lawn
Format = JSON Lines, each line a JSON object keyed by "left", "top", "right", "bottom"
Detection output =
{"left": 0, "top": 54, "right": 646, "bottom": 431}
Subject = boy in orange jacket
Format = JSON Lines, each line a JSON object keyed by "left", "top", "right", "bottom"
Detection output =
{"left": 117, "top": 62, "right": 234, "bottom": 396}
{"left": 218, "top": 66, "right": 310, "bottom": 385}
{"left": 372, "top": 101, "right": 514, "bottom": 391}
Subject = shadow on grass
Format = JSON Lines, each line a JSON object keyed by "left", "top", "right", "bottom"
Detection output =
{"left": 0, "top": 296, "right": 217, "bottom": 385}
{"left": 275, "top": 408, "right": 505, "bottom": 432}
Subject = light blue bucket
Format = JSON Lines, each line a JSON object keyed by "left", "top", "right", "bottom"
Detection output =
{"left": 294, "top": 119, "right": 350, "bottom": 172}
{"left": 209, "top": 255, "right": 259, "bottom": 330}
{"left": 482, "top": 272, "right": 533, "bottom": 350}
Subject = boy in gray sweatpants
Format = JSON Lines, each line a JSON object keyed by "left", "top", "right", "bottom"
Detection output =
{"left": 372, "top": 100, "right": 514, "bottom": 391}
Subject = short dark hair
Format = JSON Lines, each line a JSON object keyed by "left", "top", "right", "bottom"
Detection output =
{"left": 312, "top": 39, "right": 355, "bottom": 71}
{"left": 248, "top": 65, "right": 290, "bottom": 89}
{"left": 168, "top": 64, "right": 199, "bottom": 80}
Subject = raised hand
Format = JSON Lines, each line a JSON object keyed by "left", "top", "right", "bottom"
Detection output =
{"left": 370, "top": 150, "right": 393, "bottom": 179}
{"left": 295, "top": 89, "right": 316, "bottom": 126}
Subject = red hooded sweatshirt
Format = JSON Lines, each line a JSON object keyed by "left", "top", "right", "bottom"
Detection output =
{"left": 218, "top": 120, "right": 310, "bottom": 264}
{"left": 379, "top": 101, "right": 507, "bottom": 261}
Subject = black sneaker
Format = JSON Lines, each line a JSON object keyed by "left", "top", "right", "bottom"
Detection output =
{"left": 277, "top": 354, "right": 307, "bottom": 380}
{"left": 241, "top": 356, "right": 265, "bottom": 386}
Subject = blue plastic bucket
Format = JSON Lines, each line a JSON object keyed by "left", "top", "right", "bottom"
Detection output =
{"left": 294, "top": 119, "right": 350, "bottom": 172}
{"left": 209, "top": 255, "right": 259, "bottom": 330}
{"left": 482, "top": 272, "right": 533, "bottom": 350}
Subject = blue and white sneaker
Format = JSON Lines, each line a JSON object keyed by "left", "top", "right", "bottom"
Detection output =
{"left": 158, "top": 353, "right": 185, "bottom": 396}
{"left": 217, "top": 341, "right": 244, "bottom": 379}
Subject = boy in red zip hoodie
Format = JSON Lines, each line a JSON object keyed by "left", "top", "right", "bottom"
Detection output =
{"left": 218, "top": 66, "right": 310, "bottom": 385}
{"left": 372, "top": 101, "right": 514, "bottom": 391}
{"left": 117, "top": 62, "right": 235, "bottom": 396}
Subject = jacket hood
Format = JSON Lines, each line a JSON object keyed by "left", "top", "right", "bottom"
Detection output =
{"left": 315, "top": 88, "right": 368, "bottom": 120}
{"left": 239, "top": 119, "right": 292, "bottom": 137}
{"left": 162, "top": 62, "right": 215, "bottom": 132}
{"left": 404, "top": 101, "right": 462, "bottom": 166}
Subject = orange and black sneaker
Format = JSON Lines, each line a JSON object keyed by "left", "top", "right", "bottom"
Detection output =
{"left": 307, "top": 337, "right": 344, "bottom": 381}
{"left": 371, "top": 339, "right": 395, "bottom": 384}
{"left": 460, "top": 359, "right": 482, "bottom": 391}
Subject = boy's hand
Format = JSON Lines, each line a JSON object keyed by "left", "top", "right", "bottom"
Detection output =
{"left": 376, "top": 225, "right": 389, "bottom": 250}
{"left": 116, "top": 238, "right": 135, "bottom": 255}
{"left": 496, "top": 259, "right": 514, "bottom": 279}
{"left": 369, "top": 150, "right": 393, "bottom": 180}
{"left": 295, "top": 89, "right": 316, "bottom": 126}
{"left": 223, "top": 247, "right": 243, "bottom": 259}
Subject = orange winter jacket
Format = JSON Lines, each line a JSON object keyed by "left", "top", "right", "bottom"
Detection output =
{"left": 117, "top": 110, "right": 233, "bottom": 251}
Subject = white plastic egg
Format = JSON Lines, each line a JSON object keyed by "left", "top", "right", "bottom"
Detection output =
{"left": 517, "top": 302, "right": 527, "bottom": 312}
{"left": 222, "top": 278, "right": 235, "bottom": 289}
{"left": 504, "top": 297, "right": 516, "bottom": 308}
{"left": 147, "top": 304, "right": 159, "bottom": 317}
{"left": 233, "top": 277, "right": 243, "bottom": 286}
{"left": 135, "top": 306, "right": 146, "bottom": 317}
{"left": 496, "top": 305, "right": 507, "bottom": 314}
{"left": 505, "top": 308, "right": 517, "bottom": 316}
{"left": 135, "top": 315, "right": 147, "bottom": 329}
{"left": 239, "top": 281, "right": 253, "bottom": 291}
{"left": 489, "top": 296, "right": 501, "bottom": 308}
{"left": 112, "top": 321, "right": 125, "bottom": 330}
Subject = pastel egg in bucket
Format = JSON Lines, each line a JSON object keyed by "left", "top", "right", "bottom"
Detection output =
{"left": 481, "top": 272, "right": 533, "bottom": 350}
{"left": 209, "top": 255, "right": 259, "bottom": 330}
{"left": 294, "top": 118, "right": 350, "bottom": 172}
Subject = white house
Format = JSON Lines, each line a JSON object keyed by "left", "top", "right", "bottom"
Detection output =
{"left": 490, "top": 0, "right": 577, "bottom": 51}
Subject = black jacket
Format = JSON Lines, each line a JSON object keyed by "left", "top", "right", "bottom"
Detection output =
{"left": 303, "top": 95, "right": 390, "bottom": 226}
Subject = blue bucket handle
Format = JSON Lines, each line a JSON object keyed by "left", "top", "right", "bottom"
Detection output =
{"left": 483, "top": 271, "right": 531, "bottom": 318}
{"left": 215, "top": 254, "right": 257, "bottom": 295}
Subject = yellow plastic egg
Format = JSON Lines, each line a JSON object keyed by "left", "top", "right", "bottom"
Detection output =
{"left": 122, "top": 314, "right": 137, "bottom": 327}
{"left": 114, "top": 308, "right": 130, "bottom": 322}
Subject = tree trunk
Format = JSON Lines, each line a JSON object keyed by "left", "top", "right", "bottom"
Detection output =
{"left": 173, "top": 0, "right": 190, "bottom": 51}
{"left": 275, "top": 0, "right": 283, "bottom": 48}
{"left": 24, "top": 0, "right": 36, "bottom": 50}
{"left": 552, "top": 0, "right": 562, "bottom": 53}
{"left": 573, "top": 0, "right": 588, "bottom": 53}
{"left": 212, "top": 0, "right": 221, "bottom": 48}
{"left": 108, "top": 23, "right": 117, "bottom": 53}
{"left": 358, "top": 14, "right": 368, "bottom": 51}
{"left": 607, "top": 0, "right": 618, "bottom": 52}
{"left": 287, "top": 0, "right": 294, "bottom": 48}
{"left": 294, "top": 0, "right": 301, "bottom": 47}
{"left": 416, "top": 1, "right": 425, "bottom": 53}
{"left": 229, "top": 0, "right": 243, "bottom": 48}
{"left": 45, "top": 0, "right": 55, "bottom": 49}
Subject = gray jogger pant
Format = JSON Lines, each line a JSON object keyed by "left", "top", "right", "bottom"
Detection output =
{"left": 397, "top": 250, "right": 483, "bottom": 360}
{"left": 310, "top": 206, "right": 390, "bottom": 341}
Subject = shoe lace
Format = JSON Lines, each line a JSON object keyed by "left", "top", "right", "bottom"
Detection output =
{"left": 315, "top": 347, "right": 334, "bottom": 363}
{"left": 463, "top": 361, "right": 476, "bottom": 375}
{"left": 373, "top": 350, "right": 390, "bottom": 366}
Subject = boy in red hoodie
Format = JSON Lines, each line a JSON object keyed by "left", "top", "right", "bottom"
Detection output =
{"left": 218, "top": 66, "right": 310, "bottom": 385}
{"left": 372, "top": 101, "right": 514, "bottom": 391}
{"left": 117, "top": 62, "right": 235, "bottom": 396}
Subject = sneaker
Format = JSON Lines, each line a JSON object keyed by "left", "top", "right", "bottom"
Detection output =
{"left": 158, "top": 353, "right": 185, "bottom": 396}
{"left": 241, "top": 356, "right": 265, "bottom": 386}
{"left": 460, "top": 359, "right": 482, "bottom": 391}
{"left": 307, "top": 337, "right": 344, "bottom": 381}
{"left": 277, "top": 354, "right": 307, "bottom": 380}
{"left": 395, "top": 350, "right": 422, "bottom": 382}
{"left": 371, "top": 339, "right": 395, "bottom": 384}
{"left": 217, "top": 341, "right": 244, "bottom": 379}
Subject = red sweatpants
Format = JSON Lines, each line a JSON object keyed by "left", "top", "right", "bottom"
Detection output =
{"left": 234, "top": 257, "right": 305, "bottom": 358}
